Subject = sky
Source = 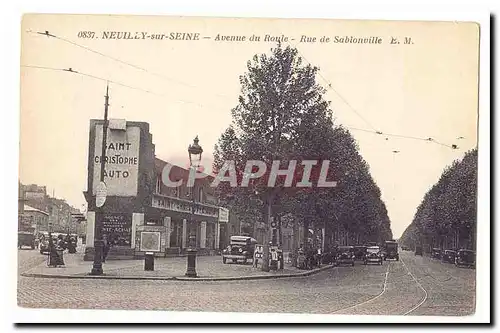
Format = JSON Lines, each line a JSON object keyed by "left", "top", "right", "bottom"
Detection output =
{"left": 19, "top": 14, "right": 479, "bottom": 238}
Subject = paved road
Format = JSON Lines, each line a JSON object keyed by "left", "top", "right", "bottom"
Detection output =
{"left": 17, "top": 250, "right": 475, "bottom": 316}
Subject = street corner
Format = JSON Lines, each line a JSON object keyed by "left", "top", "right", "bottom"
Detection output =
{"left": 19, "top": 256, "right": 336, "bottom": 282}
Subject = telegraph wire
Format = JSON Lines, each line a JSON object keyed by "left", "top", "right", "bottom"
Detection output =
{"left": 21, "top": 64, "right": 205, "bottom": 108}
{"left": 289, "top": 43, "right": 380, "bottom": 132}
{"left": 29, "top": 30, "right": 232, "bottom": 100}
{"left": 286, "top": 41, "right": 461, "bottom": 150}
{"left": 345, "top": 126, "right": 460, "bottom": 150}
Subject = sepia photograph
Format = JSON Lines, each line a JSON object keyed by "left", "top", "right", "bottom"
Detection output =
{"left": 13, "top": 9, "right": 490, "bottom": 323}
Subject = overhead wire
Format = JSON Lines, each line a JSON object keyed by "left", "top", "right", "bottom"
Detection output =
{"left": 28, "top": 30, "right": 232, "bottom": 100}
{"left": 285, "top": 40, "right": 461, "bottom": 150}
{"left": 21, "top": 64, "right": 205, "bottom": 108}
{"left": 26, "top": 29, "right": 464, "bottom": 150}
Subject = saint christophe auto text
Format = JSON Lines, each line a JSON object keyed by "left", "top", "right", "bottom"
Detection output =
{"left": 77, "top": 31, "right": 404, "bottom": 44}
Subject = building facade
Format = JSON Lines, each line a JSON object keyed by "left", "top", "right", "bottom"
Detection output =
{"left": 21, "top": 205, "right": 49, "bottom": 233}
{"left": 83, "top": 119, "right": 230, "bottom": 260}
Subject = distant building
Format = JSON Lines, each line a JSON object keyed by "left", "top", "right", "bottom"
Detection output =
{"left": 19, "top": 204, "right": 49, "bottom": 233}
{"left": 19, "top": 182, "right": 80, "bottom": 234}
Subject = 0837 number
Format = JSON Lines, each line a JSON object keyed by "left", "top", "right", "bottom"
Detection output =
{"left": 77, "top": 31, "right": 96, "bottom": 39}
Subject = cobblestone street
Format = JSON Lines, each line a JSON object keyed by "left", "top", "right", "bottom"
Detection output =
{"left": 18, "top": 249, "right": 475, "bottom": 316}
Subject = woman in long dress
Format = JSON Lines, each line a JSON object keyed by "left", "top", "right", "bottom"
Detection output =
{"left": 48, "top": 236, "right": 59, "bottom": 267}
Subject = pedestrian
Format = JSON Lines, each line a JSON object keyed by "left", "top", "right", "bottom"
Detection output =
{"left": 102, "top": 234, "right": 110, "bottom": 263}
{"left": 48, "top": 235, "right": 58, "bottom": 267}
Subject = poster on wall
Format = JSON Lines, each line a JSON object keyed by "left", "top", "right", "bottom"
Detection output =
{"left": 102, "top": 213, "right": 132, "bottom": 246}
{"left": 140, "top": 231, "right": 161, "bottom": 252}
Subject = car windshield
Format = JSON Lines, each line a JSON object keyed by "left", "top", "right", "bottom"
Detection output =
{"left": 367, "top": 247, "right": 379, "bottom": 253}
{"left": 339, "top": 247, "right": 352, "bottom": 252}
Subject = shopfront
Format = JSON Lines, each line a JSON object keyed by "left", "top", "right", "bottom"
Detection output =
{"left": 83, "top": 119, "right": 228, "bottom": 260}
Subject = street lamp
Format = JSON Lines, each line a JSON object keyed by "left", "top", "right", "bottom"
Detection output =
{"left": 185, "top": 136, "right": 203, "bottom": 278}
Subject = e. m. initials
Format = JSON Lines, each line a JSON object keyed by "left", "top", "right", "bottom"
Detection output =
{"left": 390, "top": 37, "right": 414, "bottom": 45}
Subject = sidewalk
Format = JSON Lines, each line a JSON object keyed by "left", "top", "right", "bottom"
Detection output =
{"left": 22, "top": 252, "right": 334, "bottom": 281}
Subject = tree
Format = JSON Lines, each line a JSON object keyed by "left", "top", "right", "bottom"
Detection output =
{"left": 214, "top": 44, "right": 393, "bottom": 270}
{"left": 400, "top": 148, "right": 478, "bottom": 251}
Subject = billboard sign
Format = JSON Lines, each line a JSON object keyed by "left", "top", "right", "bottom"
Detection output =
{"left": 218, "top": 208, "right": 229, "bottom": 223}
{"left": 92, "top": 123, "right": 141, "bottom": 196}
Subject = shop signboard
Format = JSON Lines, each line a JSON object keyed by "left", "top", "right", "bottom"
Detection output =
{"left": 102, "top": 213, "right": 132, "bottom": 246}
{"left": 92, "top": 123, "right": 141, "bottom": 197}
{"left": 218, "top": 208, "right": 229, "bottom": 223}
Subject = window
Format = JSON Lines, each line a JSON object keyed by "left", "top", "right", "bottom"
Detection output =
{"left": 155, "top": 175, "right": 162, "bottom": 194}
{"left": 199, "top": 187, "right": 204, "bottom": 203}
{"left": 172, "top": 186, "right": 179, "bottom": 198}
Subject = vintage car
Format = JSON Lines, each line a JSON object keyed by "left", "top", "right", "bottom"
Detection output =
{"left": 384, "top": 240, "right": 399, "bottom": 261}
{"left": 441, "top": 249, "right": 457, "bottom": 264}
{"left": 431, "top": 248, "right": 442, "bottom": 259}
{"left": 455, "top": 249, "right": 475, "bottom": 268}
{"left": 18, "top": 231, "right": 36, "bottom": 249}
{"left": 222, "top": 235, "right": 257, "bottom": 264}
{"left": 336, "top": 246, "right": 355, "bottom": 266}
{"left": 415, "top": 246, "right": 423, "bottom": 256}
{"left": 364, "top": 246, "right": 383, "bottom": 265}
{"left": 353, "top": 245, "right": 367, "bottom": 261}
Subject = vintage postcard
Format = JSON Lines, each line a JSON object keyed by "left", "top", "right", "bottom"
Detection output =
{"left": 17, "top": 13, "right": 482, "bottom": 321}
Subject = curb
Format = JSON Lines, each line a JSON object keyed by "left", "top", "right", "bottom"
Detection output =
{"left": 20, "top": 264, "right": 335, "bottom": 282}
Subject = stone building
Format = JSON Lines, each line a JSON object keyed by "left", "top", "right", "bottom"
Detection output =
{"left": 83, "top": 119, "right": 231, "bottom": 260}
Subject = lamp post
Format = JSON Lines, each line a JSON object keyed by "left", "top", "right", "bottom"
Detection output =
{"left": 90, "top": 84, "right": 109, "bottom": 275}
{"left": 185, "top": 136, "right": 203, "bottom": 278}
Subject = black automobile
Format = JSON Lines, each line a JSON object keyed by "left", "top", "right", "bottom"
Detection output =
{"left": 431, "top": 248, "right": 442, "bottom": 260}
{"left": 353, "top": 246, "right": 367, "bottom": 261}
{"left": 336, "top": 246, "right": 355, "bottom": 266}
{"left": 441, "top": 249, "right": 457, "bottom": 264}
{"left": 384, "top": 241, "right": 399, "bottom": 261}
{"left": 364, "top": 246, "right": 383, "bottom": 265}
{"left": 222, "top": 235, "right": 257, "bottom": 264}
{"left": 455, "top": 249, "right": 475, "bottom": 268}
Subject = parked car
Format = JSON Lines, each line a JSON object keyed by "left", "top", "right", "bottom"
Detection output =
{"left": 431, "top": 248, "right": 442, "bottom": 260}
{"left": 18, "top": 231, "right": 36, "bottom": 249}
{"left": 336, "top": 246, "right": 355, "bottom": 266}
{"left": 364, "top": 246, "right": 383, "bottom": 265}
{"left": 222, "top": 235, "right": 257, "bottom": 264}
{"left": 353, "top": 246, "right": 367, "bottom": 261}
{"left": 441, "top": 249, "right": 457, "bottom": 264}
{"left": 455, "top": 249, "right": 475, "bottom": 268}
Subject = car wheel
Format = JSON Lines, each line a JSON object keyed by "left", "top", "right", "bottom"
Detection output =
{"left": 351, "top": 262, "right": 355, "bottom": 267}
{"left": 222, "top": 257, "right": 227, "bottom": 264}
{"left": 363, "top": 261, "right": 367, "bottom": 265}
{"left": 243, "top": 258, "right": 247, "bottom": 265}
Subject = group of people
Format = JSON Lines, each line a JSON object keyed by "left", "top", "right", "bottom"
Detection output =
{"left": 296, "top": 243, "right": 341, "bottom": 270}
{"left": 297, "top": 243, "right": 324, "bottom": 269}
{"left": 44, "top": 233, "right": 78, "bottom": 267}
